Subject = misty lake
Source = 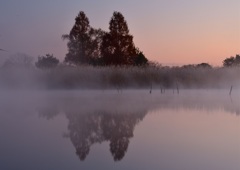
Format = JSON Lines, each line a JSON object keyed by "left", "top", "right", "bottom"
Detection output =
{"left": 0, "top": 90, "right": 239, "bottom": 170}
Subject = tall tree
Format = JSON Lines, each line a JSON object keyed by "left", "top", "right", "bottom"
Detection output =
{"left": 101, "top": 12, "right": 137, "bottom": 66}
{"left": 63, "top": 11, "right": 103, "bottom": 65}
{"left": 87, "top": 28, "right": 105, "bottom": 65}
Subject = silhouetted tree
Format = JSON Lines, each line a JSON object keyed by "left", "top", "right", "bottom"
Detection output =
{"left": 101, "top": 11, "right": 138, "bottom": 65}
{"left": 87, "top": 28, "right": 105, "bottom": 65}
{"left": 223, "top": 54, "right": 240, "bottom": 67}
{"left": 234, "top": 54, "right": 240, "bottom": 66}
{"left": 134, "top": 51, "right": 148, "bottom": 66}
{"left": 223, "top": 57, "right": 235, "bottom": 67}
{"left": 63, "top": 11, "right": 104, "bottom": 65}
{"left": 182, "top": 64, "right": 196, "bottom": 69}
{"left": 196, "top": 63, "right": 212, "bottom": 69}
{"left": 35, "top": 54, "right": 59, "bottom": 69}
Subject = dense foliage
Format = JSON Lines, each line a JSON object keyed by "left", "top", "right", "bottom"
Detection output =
{"left": 35, "top": 54, "right": 59, "bottom": 69}
{"left": 63, "top": 11, "right": 148, "bottom": 66}
{"left": 62, "top": 12, "right": 104, "bottom": 65}
{"left": 101, "top": 12, "right": 138, "bottom": 65}
{"left": 223, "top": 54, "right": 240, "bottom": 67}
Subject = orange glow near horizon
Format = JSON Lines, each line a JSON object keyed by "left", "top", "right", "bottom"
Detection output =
{"left": 132, "top": 13, "right": 240, "bottom": 66}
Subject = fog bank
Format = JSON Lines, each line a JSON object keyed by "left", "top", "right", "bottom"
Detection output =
{"left": 0, "top": 66, "right": 240, "bottom": 90}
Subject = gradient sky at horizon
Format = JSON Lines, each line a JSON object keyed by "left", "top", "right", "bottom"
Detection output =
{"left": 0, "top": 0, "right": 239, "bottom": 66}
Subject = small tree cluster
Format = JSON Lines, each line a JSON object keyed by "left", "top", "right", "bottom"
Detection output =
{"left": 63, "top": 11, "right": 148, "bottom": 66}
{"left": 181, "top": 63, "right": 212, "bottom": 69}
{"left": 223, "top": 54, "right": 240, "bottom": 67}
{"left": 35, "top": 54, "right": 59, "bottom": 69}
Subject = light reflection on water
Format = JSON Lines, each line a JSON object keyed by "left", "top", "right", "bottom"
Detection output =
{"left": 0, "top": 90, "right": 239, "bottom": 170}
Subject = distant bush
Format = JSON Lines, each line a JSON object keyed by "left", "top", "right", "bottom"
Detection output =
{"left": 223, "top": 54, "right": 240, "bottom": 67}
{"left": 35, "top": 54, "right": 59, "bottom": 69}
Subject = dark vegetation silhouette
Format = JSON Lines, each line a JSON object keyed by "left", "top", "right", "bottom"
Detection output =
{"left": 134, "top": 52, "right": 148, "bottom": 66}
{"left": 62, "top": 11, "right": 104, "bottom": 65}
{"left": 35, "top": 54, "right": 59, "bottom": 69}
{"left": 0, "top": 54, "right": 239, "bottom": 89}
{"left": 101, "top": 11, "right": 145, "bottom": 66}
{"left": 196, "top": 63, "right": 212, "bottom": 69}
{"left": 62, "top": 11, "right": 148, "bottom": 66}
{"left": 223, "top": 54, "right": 240, "bottom": 67}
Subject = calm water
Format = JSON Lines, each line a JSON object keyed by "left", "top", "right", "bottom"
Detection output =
{"left": 0, "top": 90, "right": 239, "bottom": 170}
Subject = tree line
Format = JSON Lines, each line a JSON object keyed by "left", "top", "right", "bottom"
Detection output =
{"left": 3, "top": 10, "right": 237, "bottom": 69}
{"left": 34, "top": 53, "right": 240, "bottom": 69}
{"left": 34, "top": 11, "right": 239, "bottom": 69}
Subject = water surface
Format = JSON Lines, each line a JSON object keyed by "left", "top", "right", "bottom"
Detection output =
{"left": 0, "top": 90, "right": 239, "bottom": 170}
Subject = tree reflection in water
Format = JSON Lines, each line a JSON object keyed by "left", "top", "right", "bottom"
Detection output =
{"left": 65, "top": 111, "right": 146, "bottom": 161}
{"left": 36, "top": 90, "right": 240, "bottom": 161}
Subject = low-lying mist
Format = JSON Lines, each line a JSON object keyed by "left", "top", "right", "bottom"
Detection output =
{"left": 0, "top": 65, "right": 240, "bottom": 90}
{"left": 1, "top": 90, "right": 239, "bottom": 116}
